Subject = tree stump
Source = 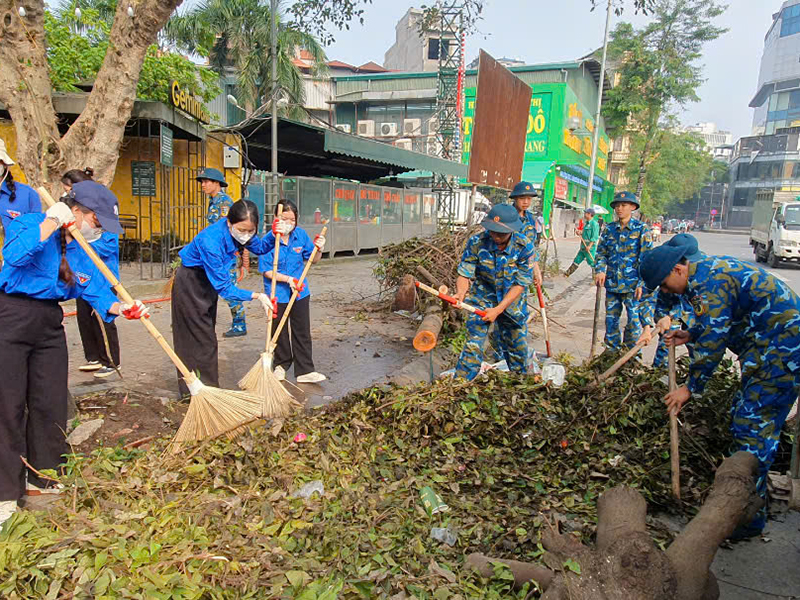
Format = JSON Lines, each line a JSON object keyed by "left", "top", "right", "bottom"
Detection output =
{"left": 467, "top": 452, "right": 761, "bottom": 600}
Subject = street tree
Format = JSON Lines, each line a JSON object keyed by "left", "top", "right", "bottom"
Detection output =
{"left": 164, "top": 0, "right": 327, "bottom": 118}
{"left": 623, "top": 129, "right": 716, "bottom": 217}
{"left": 603, "top": 0, "right": 727, "bottom": 199}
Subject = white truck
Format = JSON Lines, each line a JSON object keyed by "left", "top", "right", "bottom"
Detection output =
{"left": 750, "top": 190, "right": 800, "bottom": 268}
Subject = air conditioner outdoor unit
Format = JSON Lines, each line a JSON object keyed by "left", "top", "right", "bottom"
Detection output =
{"left": 357, "top": 120, "right": 375, "bottom": 137}
{"left": 403, "top": 118, "right": 422, "bottom": 135}
{"left": 427, "top": 135, "right": 442, "bottom": 156}
{"left": 427, "top": 115, "right": 439, "bottom": 134}
{"left": 394, "top": 138, "right": 412, "bottom": 151}
{"left": 335, "top": 123, "right": 352, "bottom": 133}
{"left": 379, "top": 122, "right": 399, "bottom": 137}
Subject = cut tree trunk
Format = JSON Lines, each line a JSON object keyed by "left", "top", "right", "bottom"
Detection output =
{"left": 466, "top": 452, "right": 760, "bottom": 600}
{"left": 413, "top": 303, "right": 444, "bottom": 353}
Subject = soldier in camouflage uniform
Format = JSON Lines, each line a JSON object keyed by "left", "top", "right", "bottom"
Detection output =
{"left": 639, "top": 234, "right": 702, "bottom": 368}
{"left": 197, "top": 168, "right": 248, "bottom": 338}
{"left": 594, "top": 191, "right": 652, "bottom": 351}
{"left": 564, "top": 207, "right": 600, "bottom": 277}
{"left": 454, "top": 204, "right": 534, "bottom": 380}
{"left": 640, "top": 239, "right": 800, "bottom": 537}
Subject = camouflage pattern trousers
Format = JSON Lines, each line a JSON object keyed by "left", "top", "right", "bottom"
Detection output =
{"left": 455, "top": 313, "right": 527, "bottom": 381}
{"left": 604, "top": 291, "right": 641, "bottom": 351}
{"left": 227, "top": 264, "right": 247, "bottom": 333}
{"left": 731, "top": 373, "right": 799, "bottom": 530}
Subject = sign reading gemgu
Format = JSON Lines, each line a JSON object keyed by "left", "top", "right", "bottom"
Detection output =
{"left": 170, "top": 81, "right": 210, "bottom": 124}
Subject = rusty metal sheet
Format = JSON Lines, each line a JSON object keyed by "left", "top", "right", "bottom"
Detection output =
{"left": 467, "top": 50, "right": 532, "bottom": 190}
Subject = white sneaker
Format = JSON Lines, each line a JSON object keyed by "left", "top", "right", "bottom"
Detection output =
{"left": 296, "top": 372, "right": 327, "bottom": 384}
{"left": 25, "top": 482, "right": 64, "bottom": 496}
{"left": 0, "top": 500, "right": 18, "bottom": 528}
{"left": 79, "top": 361, "right": 102, "bottom": 372}
{"left": 273, "top": 366, "right": 286, "bottom": 381}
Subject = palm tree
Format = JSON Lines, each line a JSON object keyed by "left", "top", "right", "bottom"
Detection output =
{"left": 164, "top": 0, "right": 328, "bottom": 119}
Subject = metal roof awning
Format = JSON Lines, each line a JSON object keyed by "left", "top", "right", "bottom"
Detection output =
{"left": 555, "top": 198, "right": 584, "bottom": 210}
{"left": 223, "top": 115, "right": 467, "bottom": 182}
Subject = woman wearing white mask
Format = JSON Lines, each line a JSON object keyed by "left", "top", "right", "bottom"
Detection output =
{"left": 62, "top": 168, "right": 121, "bottom": 378}
{"left": 259, "top": 200, "right": 326, "bottom": 383}
{"left": 171, "top": 200, "right": 277, "bottom": 397}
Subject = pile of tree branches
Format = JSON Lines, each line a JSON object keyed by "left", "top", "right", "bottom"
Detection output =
{"left": 2, "top": 355, "right": 780, "bottom": 599}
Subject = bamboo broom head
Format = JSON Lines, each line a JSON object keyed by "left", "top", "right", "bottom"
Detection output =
{"left": 170, "top": 380, "right": 264, "bottom": 453}
{"left": 239, "top": 353, "right": 302, "bottom": 417}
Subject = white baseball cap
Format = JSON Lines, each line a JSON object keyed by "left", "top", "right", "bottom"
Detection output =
{"left": 0, "top": 139, "right": 15, "bottom": 166}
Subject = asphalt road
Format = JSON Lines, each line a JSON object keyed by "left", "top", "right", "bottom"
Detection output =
{"left": 692, "top": 231, "right": 800, "bottom": 293}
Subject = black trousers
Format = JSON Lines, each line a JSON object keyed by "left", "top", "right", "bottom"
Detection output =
{"left": 0, "top": 292, "right": 68, "bottom": 501}
{"left": 76, "top": 297, "right": 120, "bottom": 367}
{"left": 172, "top": 266, "right": 220, "bottom": 396}
{"left": 269, "top": 295, "right": 315, "bottom": 377}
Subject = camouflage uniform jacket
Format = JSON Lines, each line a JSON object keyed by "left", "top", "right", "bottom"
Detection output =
{"left": 457, "top": 230, "right": 534, "bottom": 325}
{"left": 207, "top": 191, "right": 234, "bottom": 225}
{"left": 679, "top": 256, "right": 800, "bottom": 395}
{"left": 594, "top": 218, "right": 652, "bottom": 293}
{"left": 519, "top": 210, "right": 540, "bottom": 261}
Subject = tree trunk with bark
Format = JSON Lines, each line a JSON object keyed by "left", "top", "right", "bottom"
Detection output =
{"left": 0, "top": 0, "right": 183, "bottom": 196}
{"left": 467, "top": 452, "right": 761, "bottom": 600}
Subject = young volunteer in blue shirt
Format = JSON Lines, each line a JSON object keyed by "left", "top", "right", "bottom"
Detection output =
{"left": 62, "top": 169, "right": 122, "bottom": 379}
{"left": 0, "top": 181, "right": 148, "bottom": 528}
{"left": 171, "top": 200, "right": 277, "bottom": 397}
{"left": 259, "top": 201, "right": 326, "bottom": 384}
{"left": 0, "top": 138, "right": 41, "bottom": 248}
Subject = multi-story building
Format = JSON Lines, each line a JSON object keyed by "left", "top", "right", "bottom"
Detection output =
{"left": 384, "top": 8, "right": 456, "bottom": 73}
{"left": 683, "top": 122, "right": 734, "bottom": 162}
{"left": 726, "top": 1, "right": 800, "bottom": 228}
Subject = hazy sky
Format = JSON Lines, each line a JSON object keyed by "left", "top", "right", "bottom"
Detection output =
{"left": 321, "top": 0, "right": 777, "bottom": 141}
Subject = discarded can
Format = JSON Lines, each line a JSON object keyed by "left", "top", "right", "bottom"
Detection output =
{"left": 419, "top": 486, "right": 449, "bottom": 516}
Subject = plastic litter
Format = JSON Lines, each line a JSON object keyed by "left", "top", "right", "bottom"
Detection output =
{"left": 291, "top": 480, "right": 324, "bottom": 499}
{"left": 541, "top": 358, "right": 566, "bottom": 387}
{"left": 430, "top": 527, "right": 458, "bottom": 546}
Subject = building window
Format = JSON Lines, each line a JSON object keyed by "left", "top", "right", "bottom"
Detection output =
{"left": 613, "top": 137, "right": 624, "bottom": 152}
{"left": 428, "top": 38, "right": 450, "bottom": 60}
{"left": 782, "top": 4, "right": 800, "bottom": 37}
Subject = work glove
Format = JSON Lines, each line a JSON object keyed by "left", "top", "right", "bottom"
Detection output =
{"left": 288, "top": 277, "right": 305, "bottom": 293}
{"left": 120, "top": 300, "right": 149, "bottom": 320}
{"left": 272, "top": 218, "right": 292, "bottom": 236}
{"left": 313, "top": 234, "right": 326, "bottom": 250}
{"left": 256, "top": 293, "right": 278, "bottom": 319}
{"left": 45, "top": 203, "right": 76, "bottom": 229}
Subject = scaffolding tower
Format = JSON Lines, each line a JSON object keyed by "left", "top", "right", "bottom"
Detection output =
{"left": 433, "top": 2, "right": 465, "bottom": 228}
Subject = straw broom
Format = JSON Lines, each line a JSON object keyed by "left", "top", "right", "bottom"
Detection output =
{"left": 238, "top": 207, "right": 300, "bottom": 416}
{"left": 37, "top": 187, "right": 262, "bottom": 451}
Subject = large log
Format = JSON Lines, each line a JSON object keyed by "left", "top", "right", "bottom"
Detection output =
{"left": 413, "top": 303, "right": 444, "bottom": 352}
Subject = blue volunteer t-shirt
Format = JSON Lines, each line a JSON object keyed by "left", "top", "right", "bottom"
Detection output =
{"left": 258, "top": 227, "right": 315, "bottom": 304}
{"left": 0, "top": 178, "right": 41, "bottom": 231}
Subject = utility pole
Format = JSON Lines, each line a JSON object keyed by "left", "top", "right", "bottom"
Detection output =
{"left": 585, "top": 0, "right": 613, "bottom": 209}
{"left": 270, "top": 0, "right": 279, "bottom": 214}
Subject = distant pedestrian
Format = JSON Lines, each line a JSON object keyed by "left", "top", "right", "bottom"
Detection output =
{"left": 564, "top": 208, "right": 599, "bottom": 278}
{"left": 197, "top": 167, "right": 248, "bottom": 338}
{"left": 594, "top": 191, "right": 652, "bottom": 351}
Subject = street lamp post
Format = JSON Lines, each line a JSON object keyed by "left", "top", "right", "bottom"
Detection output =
{"left": 585, "top": 0, "right": 613, "bottom": 210}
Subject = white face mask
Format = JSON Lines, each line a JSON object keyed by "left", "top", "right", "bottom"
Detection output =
{"left": 229, "top": 225, "right": 254, "bottom": 245}
{"left": 80, "top": 219, "right": 102, "bottom": 242}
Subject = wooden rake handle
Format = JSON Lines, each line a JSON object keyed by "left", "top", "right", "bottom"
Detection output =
{"left": 597, "top": 335, "right": 651, "bottom": 382}
{"left": 37, "top": 186, "right": 196, "bottom": 382}
{"left": 415, "top": 280, "right": 487, "bottom": 318}
{"left": 266, "top": 204, "right": 284, "bottom": 352}
{"left": 269, "top": 226, "right": 328, "bottom": 347}
{"left": 668, "top": 344, "right": 681, "bottom": 500}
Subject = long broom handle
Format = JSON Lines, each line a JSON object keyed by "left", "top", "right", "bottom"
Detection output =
{"left": 415, "top": 280, "right": 487, "bottom": 317}
{"left": 597, "top": 335, "right": 651, "bottom": 382}
{"left": 535, "top": 280, "right": 551, "bottom": 357}
{"left": 266, "top": 205, "right": 284, "bottom": 353}
{"left": 37, "top": 187, "right": 196, "bottom": 381}
{"left": 590, "top": 284, "right": 603, "bottom": 358}
{"left": 668, "top": 343, "right": 681, "bottom": 500}
{"left": 270, "top": 226, "right": 327, "bottom": 347}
